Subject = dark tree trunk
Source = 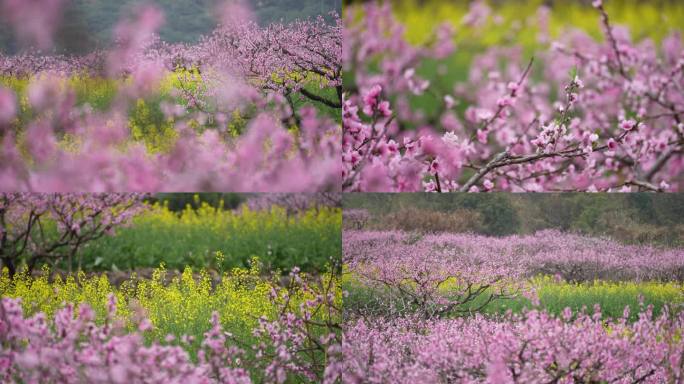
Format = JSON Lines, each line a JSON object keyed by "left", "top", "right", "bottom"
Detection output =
{"left": 2, "top": 258, "right": 16, "bottom": 278}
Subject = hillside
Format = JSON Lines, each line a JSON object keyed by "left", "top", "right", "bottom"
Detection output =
{"left": 0, "top": 0, "right": 341, "bottom": 54}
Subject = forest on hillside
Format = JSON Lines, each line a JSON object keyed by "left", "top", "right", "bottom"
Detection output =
{"left": 0, "top": 0, "right": 341, "bottom": 53}
{"left": 344, "top": 194, "right": 684, "bottom": 245}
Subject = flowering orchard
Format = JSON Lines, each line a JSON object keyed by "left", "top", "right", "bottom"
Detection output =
{"left": 0, "top": 193, "right": 343, "bottom": 383}
{"left": 343, "top": 1, "right": 684, "bottom": 192}
{"left": 342, "top": 223, "right": 684, "bottom": 382}
{"left": 344, "top": 308, "right": 684, "bottom": 384}
{"left": 343, "top": 230, "right": 684, "bottom": 283}
{"left": 0, "top": 1, "right": 341, "bottom": 192}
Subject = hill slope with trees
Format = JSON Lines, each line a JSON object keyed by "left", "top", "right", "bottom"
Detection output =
{"left": 0, "top": 0, "right": 341, "bottom": 53}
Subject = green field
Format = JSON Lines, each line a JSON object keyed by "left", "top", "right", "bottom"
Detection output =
{"left": 343, "top": 273, "right": 684, "bottom": 322}
{"left": 391, "top": 0, "right": 684, "bottom": 47}
{"left": 58, "top": 201, "right": 342, "bottom": 273}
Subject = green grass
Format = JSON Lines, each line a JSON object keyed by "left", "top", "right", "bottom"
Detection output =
{"left": 343, "top": 273, "right": 684, "bottom": 322}
{"left": 483, "top": 277, "right": 684, "bottom": 321}
{"left": 70, "top": 202, "right": 342, "bottom": 273}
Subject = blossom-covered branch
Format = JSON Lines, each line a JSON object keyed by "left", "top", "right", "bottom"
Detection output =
{"left": 343, "top": 1, "right": 684, "bottom": 192}
{"left": 0, "top": 193, "right": 146, "bottom": 276}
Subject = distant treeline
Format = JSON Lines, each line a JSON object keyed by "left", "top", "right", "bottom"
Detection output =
{"left": 344, "top": 194, "right": 684, "bottom": 246}
{"left": 343, "top": 0, "right": 681, "bottom": 6}
{"left": 0, "top": 0, "right": 341, "bottom": 54}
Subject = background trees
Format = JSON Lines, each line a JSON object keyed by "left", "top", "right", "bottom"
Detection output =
{"left": 343, "top": 193, "right": 684, "bottom": 245}
{"left": 0, "top": 0, "right": 341, "bottom": 54}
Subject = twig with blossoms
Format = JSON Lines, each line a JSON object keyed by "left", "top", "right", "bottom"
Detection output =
{"left": 0, "top": 193, "right": 146, "bottom": 277}
{"left": 248, "top": 267, "right": 342, "bottom": 383}
{"left": 591, "top": 0, "right": 683, "bottom": 185}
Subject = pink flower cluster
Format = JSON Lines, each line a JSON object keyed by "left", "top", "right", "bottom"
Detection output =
{"left": 344, "top": 306, "right": 684, "bottom": 383}
{"left": 0, "top": 295, "right": 250, "bottom": 383}
{"left": 343, "top": 224, "right": 684, "bottom": 382}
{"left": 0, "top": 97, "right": 340, "bottom": 191}
{"left": 0, "top": 5, "right": 341, "bottom": 94}
{"left": 344, "top": 230, "right": 684, "bottom": 283}
{"left": 343, "top": 2, "right": 684, "bottom": 192}
{"left": 0, "top": 50, "right": 107, "bottom": 78}
{"left": 252, "top": 269, "right": 342, "bottom": 383}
